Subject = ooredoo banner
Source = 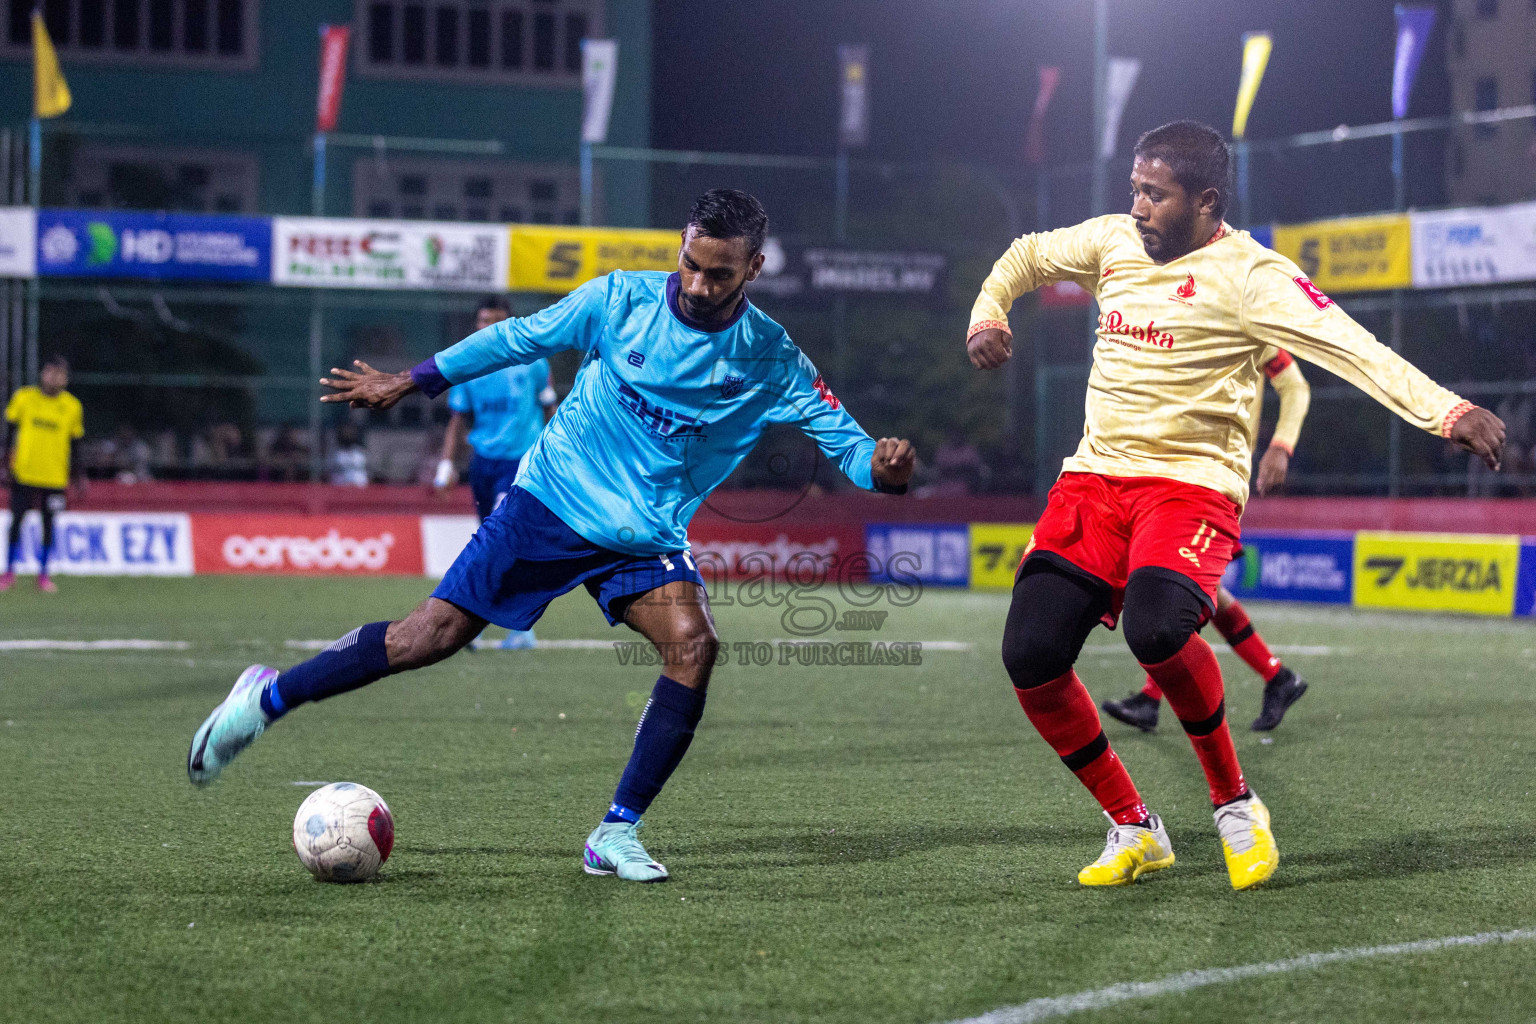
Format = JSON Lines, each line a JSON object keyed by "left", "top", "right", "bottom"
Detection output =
{"left": 273, "top": 217, "right": 509, "bottom": 291}
{"left": 0, "top": 512, "right": 192, "bottom": 575}
{"left": 191, "top": 515, "right": 423, "bottom": 575}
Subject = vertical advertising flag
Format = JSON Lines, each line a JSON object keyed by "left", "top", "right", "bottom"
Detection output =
{"left": 580, "top": 39, "right": 619, "bottom": 145}
{"left": 1232, "top": 32, "right": 1272, "bottom": 139}
{"left": 1026, "top": 67, "right": 1062, "bottom": 165}
{"left": 1392, "top": 5, "right": 1436, "bottom": 119}
{"left": 838, "top": 44, "right": 871, "bottom": 149}
{"left": 315, "top": 25, "right": 352, "bottom": 133}
{"left": 1099, "top": 58, "right": 1141, "bottom": 160}
{"left": 32, "top": 8, "right": 71, "bottom": 119}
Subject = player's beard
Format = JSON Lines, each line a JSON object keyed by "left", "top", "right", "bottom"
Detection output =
{"left": 1137, "top": 207, "right": 1199, "bottom": 263}
{"left": 680, "top": 284, "right": 745, "bottom": 324}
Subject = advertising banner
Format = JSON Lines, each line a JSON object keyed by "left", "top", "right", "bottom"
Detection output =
{"left": 1517, "top": 540, "right": 1536, "bottom": 617}
{"left": 750, "top": 242, "right": 946, "bottom": 299}
{"left": 688, "top": 522, "right": 865, "bottom": 582}
{"left": 580, "top": 39, "right": 619, "bottom": 145}
{"left": 1271, "top": 214, "right": 1412, "bottom": 292}
{"left": 421, "top": 514, "right": 479, "bottom": 578}
{"left": 0, "top": 206, "right": 36, "bottom": 277}
{"left": 274, "top": 217, "right": 508, "bottom": 291}
{"left": 191, "top": 515, "right": 424, "bottom": 575}
{"left": 507, "top": 224, "right": 677, "bottom": 293}
{"left": 837, "top": 44, "right": 871, "bottom": 149}
{"left": 1232, "top": 32, "right": 1272, "bottom": 140}
{"left": 315, "top": 24, "right": 352, "bottom": 133}
{"left": 1411, "top": 201, "right": 1536, "bottom": 288}
{"left": 1025, "top": 67, "right": 1061, "bottom": 165}
{"left": 36, "top": 210, "right": 271, "bottom": 282}
{"left": 0, "top": 512, "right": 192, "bottom": 575}
{"left": 864, "top": 523, "right": 970, "bottom": 588}
{"left": 1220, "top": 530, "right": 1354, "bottom": 604}
{"left": 969, "top": 523, "right": 1034, "bottom": 590}
{"left": 1392, "top": 6, "right": 1436, "bottom": 120}
{"left": 1352, "top": 530, "right": 1518, "bottom": 617}
{"left": 1099, "top": 57, "right": 1141, "bottom": 160}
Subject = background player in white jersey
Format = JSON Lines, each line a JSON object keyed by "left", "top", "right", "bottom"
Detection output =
{"left": 434, "top": 295, "right": 559, "bottom": 649}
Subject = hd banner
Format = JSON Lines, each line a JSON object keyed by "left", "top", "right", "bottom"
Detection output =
{"left": 274, "top": 217, "right": 508, "bottom": 291}
{"left": 1221, "top": 531, "right": 1354, "bottom": 605}
{"left": 865, "top": 523, "right": 970, "bottom": 588}
{"left": 1411, "top": 201, "right": 1536, "bottom": 288}
{"left": 1271, "top": 213, "right": 1412, "bottom": 292}
{"left": 36, "top": 210, "right": 270, "bottom": 282}
{"left": 1352, "top": 530, "right": 1519, "bottom": 617}
{"left": 507, "top": 224, "right": 677, "bottom": 293}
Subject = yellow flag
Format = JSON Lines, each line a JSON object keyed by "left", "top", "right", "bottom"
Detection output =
{"left": 33, "top": 11, "right": 71, "bottom": 119}
{"left": 1231, "top": 32, "right": 1271, "bottom": 140}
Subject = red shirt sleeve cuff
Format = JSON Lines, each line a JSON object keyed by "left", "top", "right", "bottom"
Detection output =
{"left": 967, "top": 319, "right": 1011, "bottom": 341}
{"left": 1268, "top": 440, "right": 1294, "bottom": 457}
{"left": 1440, "top": 400, "right": 1474, "bottom": 438}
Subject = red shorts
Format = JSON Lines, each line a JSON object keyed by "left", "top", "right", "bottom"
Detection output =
{"left": 1020, "top": 473, "right": 1241, "bottom": 624}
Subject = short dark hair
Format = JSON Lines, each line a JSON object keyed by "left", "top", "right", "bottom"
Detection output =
{"left": 42, "top": 353, "right": 68, "bottom": 370}
{"left": 476, "top": 295, "right": 510, "bottom": 316}
{"left": 1133, "top": 121, "right": 1232, "bottom": 220}
{"left": 687, "top": 188, "right": 769, "bottom": 255}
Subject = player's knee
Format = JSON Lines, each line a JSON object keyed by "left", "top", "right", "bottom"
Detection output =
{"left": 1122, "top": 571, "right": 1206, "bottom": 665}
{"left": 1000, "top": 627, "right": 1075, "bottom": 690}
{"left": 387, "top": 601, "right": 478, "bottom": 668}
{"left": 665, "top": 620, "right": 718, "bottom": 688}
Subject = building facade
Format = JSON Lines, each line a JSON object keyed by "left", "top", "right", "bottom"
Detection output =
{"left": 1444, "top": 0, "right": 1536, "bottom": 207}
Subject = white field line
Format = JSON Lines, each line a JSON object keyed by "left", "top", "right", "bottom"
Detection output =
{"left": 0, "top": 639, "right": 190, "bottom": 651}
{"left": 943, "top": 927, "right": 1536, "bottom": 1024}
{"left": 286, "top": 638, "right": 976, "bottom": 652}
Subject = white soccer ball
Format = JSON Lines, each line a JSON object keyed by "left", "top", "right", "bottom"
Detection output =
{"left": 292, "top": 782, "right": 395, "bottom": 883}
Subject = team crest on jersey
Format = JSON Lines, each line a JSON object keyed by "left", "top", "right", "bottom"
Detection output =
{"left": 720, "top": 373, "right": 748, "bottom": 398}
{"left": 1169, "top": 273, "right": 1196, "bottom": 305}
{"left": 1293, "top": 276, "right": 1334, "bottom": 310}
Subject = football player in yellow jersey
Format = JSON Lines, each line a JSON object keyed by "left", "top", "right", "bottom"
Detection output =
{"left": 3, "top": 355, "right": 85, "bottom": 592}
{"left": 1103, "top": 348, "right": 1312, "bottom": 733}
{"left": 968, "top": 121, "right": 1504, "bottom": 892}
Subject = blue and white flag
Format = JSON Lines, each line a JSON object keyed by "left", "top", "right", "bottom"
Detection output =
{"left": 1392, "top": 5, "right": 1436, "bottom": 120}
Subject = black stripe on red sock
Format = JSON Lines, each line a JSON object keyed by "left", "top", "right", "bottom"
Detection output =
{"left": 1178, "top": 700, "right": 1227, "bottom": 737}
{"left": 1060, "top": 730, "right": 1110, "bottom": 771}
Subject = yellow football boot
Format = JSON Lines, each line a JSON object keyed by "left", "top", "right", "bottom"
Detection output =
{"left": 1077, "top": 813, "right": 1175, "bottom": 886}
{"left": 1215, "top": 790, "right": 1278, "bottom": 890}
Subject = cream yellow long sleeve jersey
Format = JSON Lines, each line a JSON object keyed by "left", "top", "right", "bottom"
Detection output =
{"left": 1254, "top": 348, "right": 1309, "bottom": 456}
{"left": 970, "top": 214, "right": 1470, "bottom": 508}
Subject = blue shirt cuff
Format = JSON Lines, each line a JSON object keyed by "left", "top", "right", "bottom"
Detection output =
{"left": 410, "top": 356, "right": 451, "bottom": 399}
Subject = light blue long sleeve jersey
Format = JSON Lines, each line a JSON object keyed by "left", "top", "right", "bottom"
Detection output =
{"left": 421, "top": 270, "right": 886, "bottom": 556}
{"left": 445, "top": 360, "right": 554, "bottom": 461}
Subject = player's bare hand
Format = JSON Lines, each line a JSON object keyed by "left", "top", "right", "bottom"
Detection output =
{"left": 1450, "top": 406, "right": 1505, "bottom": 471}
{"left": 872, "top": 437, "right": 915, "bottom": 490}
{"left": 319, "top": 360, "right": 417, "bottom": 410}
{"left": 1255, "top": 445, "right": 1290, "bottom": 496}
{"left": 967, "top": 327, "right": 1012, "bottom": 370}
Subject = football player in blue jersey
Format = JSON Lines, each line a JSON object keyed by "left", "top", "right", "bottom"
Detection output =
{"left": 188, "top": 190, "right": 916, "bottom": 882}
{"left": 434, "top": 295, "right": 559, "bottom": 650}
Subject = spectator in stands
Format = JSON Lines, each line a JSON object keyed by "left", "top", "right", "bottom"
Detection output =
{"left": 329, "top": 423, "right": 368, "bottom": 487}
{"left": 264, "top": 425, "right": 311, "bottom": 482}
{"left": 107, "top": 424, "right": 153, "bottom": 484}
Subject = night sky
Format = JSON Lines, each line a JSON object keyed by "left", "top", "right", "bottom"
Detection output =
{"left": 652, "top": 0, "right": 1450, "bottom": 220}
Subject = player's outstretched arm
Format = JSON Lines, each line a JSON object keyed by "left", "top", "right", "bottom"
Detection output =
{"left": 320, "top": 360, "right": 417, "bottom": 410}
{"left": 871, "top": 437, "right": 916, "bottom": 490}
{"left": 967, "top": 220, "right": 1110, "bottom": 371}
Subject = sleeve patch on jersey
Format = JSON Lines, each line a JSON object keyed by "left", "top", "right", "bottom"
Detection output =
{"left": 1263, "top": 349, "right": 1295, "bottom": 378}
{"left": 811, "top": 373, "right": 841, "bottom": 410}
{"left": 1293, "top": 277, "right": 1334, "bottom": 311}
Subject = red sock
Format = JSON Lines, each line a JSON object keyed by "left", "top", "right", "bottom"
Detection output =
{"left": 1015, "top": 672, "right": 1148, "bottom": 825}
{"left": 1140, "top": 635, "right": 1248, "bottom": 806}
{"left": 1139, "top": 677, "right": 1163, "bottom": 701}
{"left": 1212, "top": 599, "right": 1283, "bottom": 683}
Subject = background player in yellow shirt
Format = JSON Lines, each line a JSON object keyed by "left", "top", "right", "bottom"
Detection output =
{"left": 967, "top": 121, "right": 1504, "bottom": 892}
{"left": 1103, "top": 347, "right": 1312, "bottom": 733}
{"left": 3, "top": 355, "right": 85, "bottom": 592}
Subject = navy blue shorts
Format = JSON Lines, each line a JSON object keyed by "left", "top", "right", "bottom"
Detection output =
{"left": 433, "top": 486, "right": 704, "bottom": 630}
{"left": 468, "top": 453, "right": 521, "bottom": 521}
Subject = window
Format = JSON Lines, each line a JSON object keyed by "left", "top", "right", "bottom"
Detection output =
{"left": 64, "top": 145, "right": 258, "bottom": 212}
{"left": 352, "top": 157, "right": 582, "bottom": 224}
{"left": 1475, "top": 0, "right": 1497, "bottom": 17}
{"left": 357, "top": 0, "right": 597, "bottom": 83}
{"left": 1475, "top": 76, "right": 1498, "bottom": 136}
{"left": 2, "top": 0, "right": 257, "bottom": 66}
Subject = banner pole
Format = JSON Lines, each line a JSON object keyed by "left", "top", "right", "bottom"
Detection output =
{"left": 580, "top": 141, "right": 593, "bottom": 226}
{"left": 312, "top": 132, "right": 327, "bottom": 217}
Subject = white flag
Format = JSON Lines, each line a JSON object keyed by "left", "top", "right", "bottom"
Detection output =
{"left": 581, "top": 39, "right": 619, "bottom": 145}
{"left": 1100, "top": 57, "right": 1142, "bottom": 160}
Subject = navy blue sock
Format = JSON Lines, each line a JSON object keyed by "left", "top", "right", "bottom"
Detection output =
{"left": 605, "top": 675, "right": 707, "bottom": 823}
{"left": 5, "top": 541, "right": 17, "bottom": 573}
{"left": 261, "top": 621, "right": 392, "bottom": 720}
{"left": 37, "top": 545, "right": 51, "bottom": 576}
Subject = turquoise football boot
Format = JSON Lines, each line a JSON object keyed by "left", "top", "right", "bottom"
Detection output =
{"left": 582, "top": 821, "right": 669, "bottom": 882}
{"left": 187, "top": 664, "right": 278, "bottom": 787}
{"left": 499, "top": 629, "right": 537, "bottom": 650}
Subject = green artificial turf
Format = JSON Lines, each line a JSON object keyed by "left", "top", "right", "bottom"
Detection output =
{"left": 1, "top": 577, "right": 1534, "bottom": 1023}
